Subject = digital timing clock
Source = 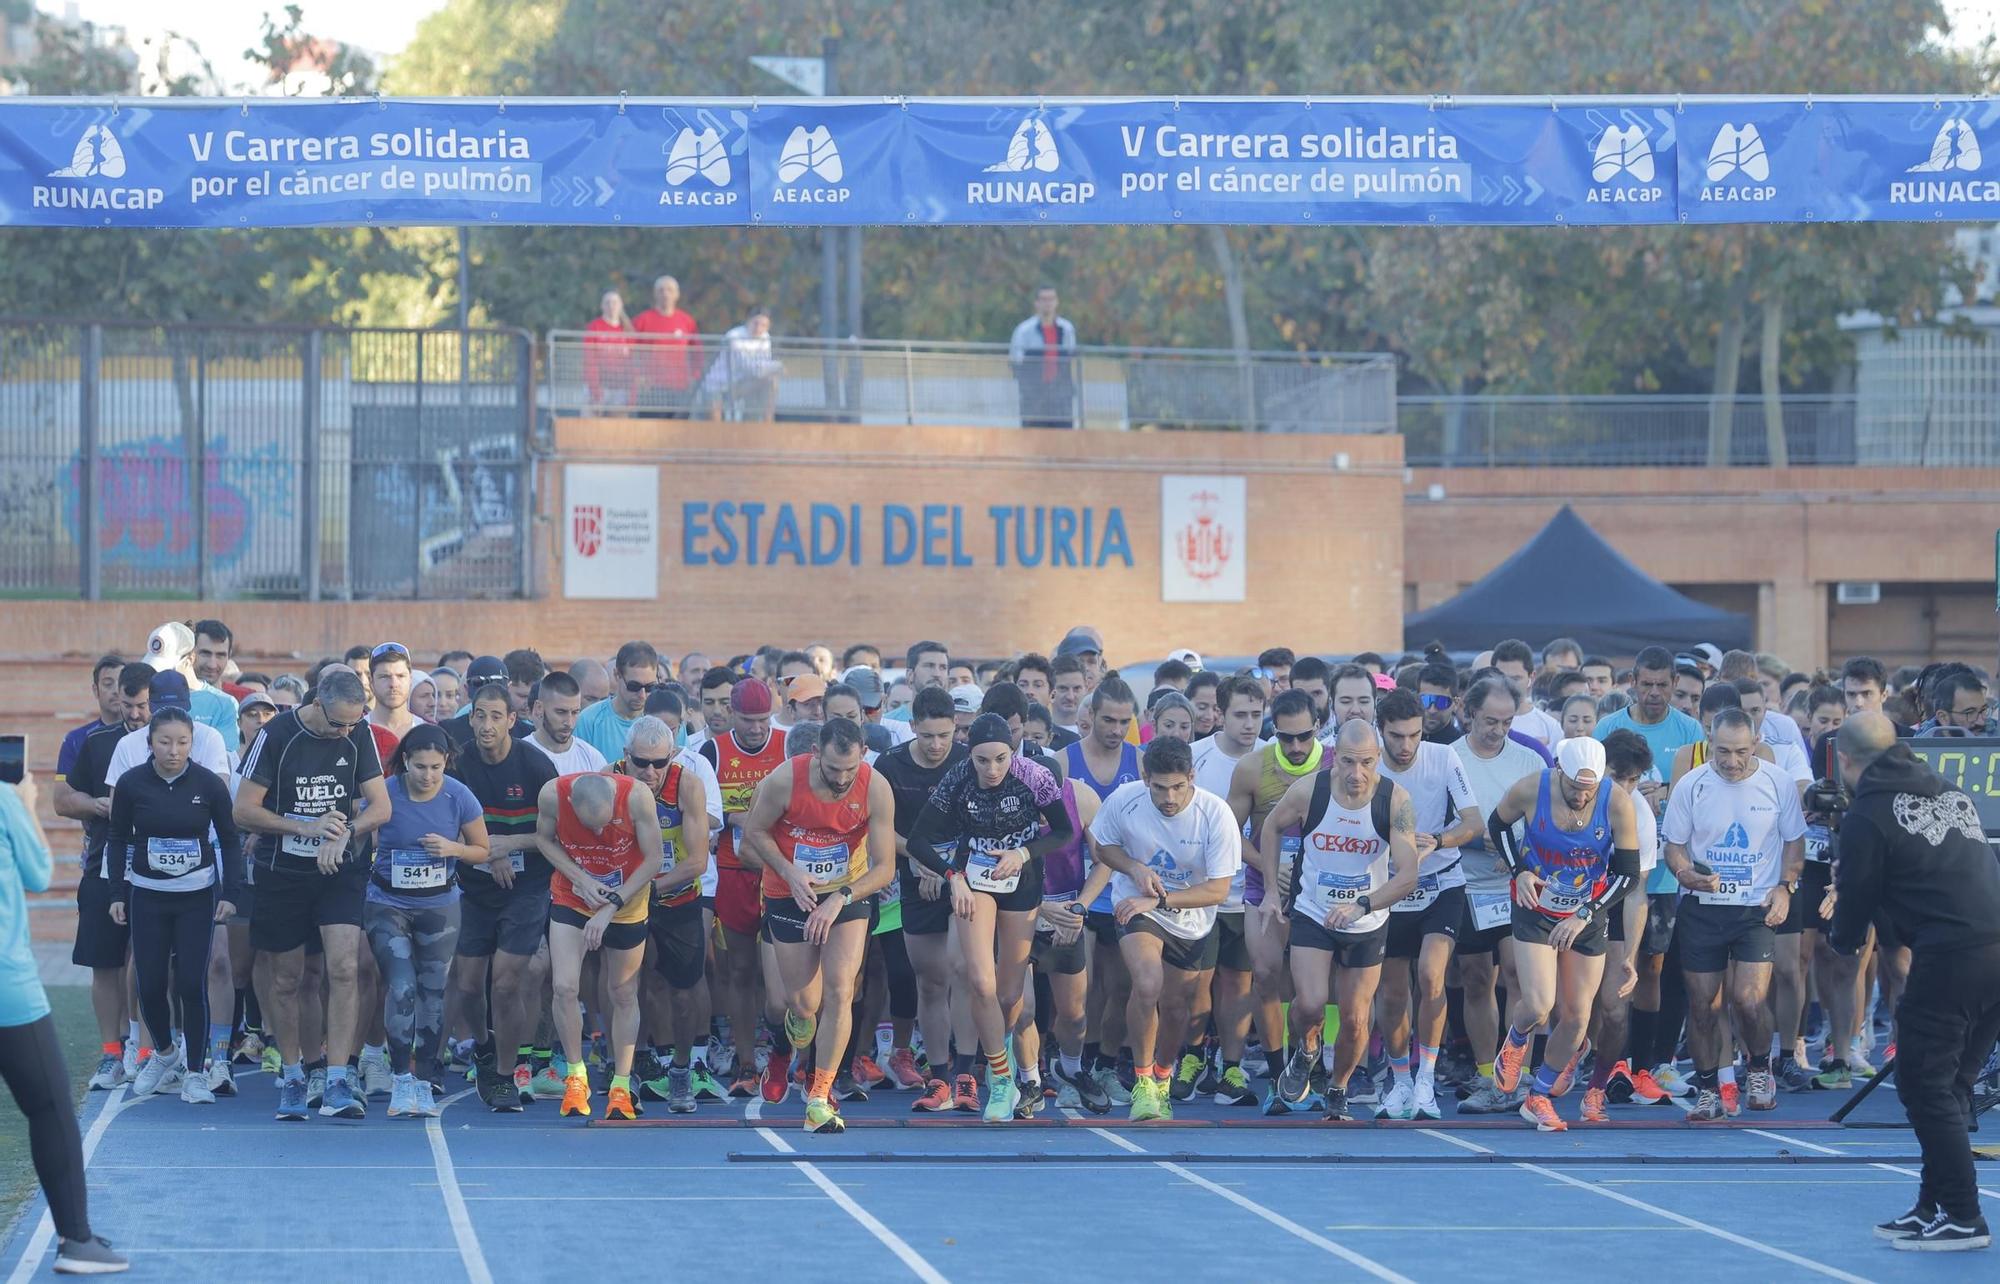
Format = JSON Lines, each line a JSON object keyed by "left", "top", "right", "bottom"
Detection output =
{"left": 1902, "top": 738, "right": 2000, "bottom": 833}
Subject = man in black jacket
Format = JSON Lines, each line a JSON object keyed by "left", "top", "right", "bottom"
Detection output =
{"left": 1830, "top": 712, "right": 2000, "bottom": 1253}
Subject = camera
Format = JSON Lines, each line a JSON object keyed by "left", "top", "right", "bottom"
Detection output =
{"left": 1803, "top": 776, "right": 1851, "bottom": 831}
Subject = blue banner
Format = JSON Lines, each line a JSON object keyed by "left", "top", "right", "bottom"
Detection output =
{"left": 0, "top": 96, "right": 1992, "bottom": 228}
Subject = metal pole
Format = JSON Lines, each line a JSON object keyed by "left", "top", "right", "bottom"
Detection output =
{"left": 457, "top": 228, "right": 471, "bottom": 333}
{"left": 845, "top": 227, "right": 863, "bottom": 418}
{"left": 414, "top": 333, "right": 426, "bottom": 598}
{"left": 517, "top": 332, "right": 535, "bottom": 600}
{"left": 79, "top": 324, "right": 101, "bottom": 601}
{"left": 194, "top": 332, "right": 209, "bottom": 600}
{"left": 819, "top": 38, "right": 840, "bottom": 344}
{"left": 301, "top": 330, "right": 322, "bottom": 601}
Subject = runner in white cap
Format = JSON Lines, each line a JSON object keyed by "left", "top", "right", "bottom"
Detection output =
{"left": 146, "top": 622, "right": 241, "bottom": 752}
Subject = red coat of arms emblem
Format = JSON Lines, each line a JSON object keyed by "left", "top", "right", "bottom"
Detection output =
{"left": 1174, "top": 489, "right": 1232, "bottom": 582}
{"left": 573, "top": 504, "right": 604, "bottom": 557}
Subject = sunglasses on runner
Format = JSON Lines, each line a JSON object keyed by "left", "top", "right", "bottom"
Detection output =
{"left": 370, "top": 641, "right": 410, "bottom": 662}
{"left": 1419, "top": 693, "right": 1454, "bottom": 712}
{"left": 624, "top": 679, "right": 667, "bottom": 695}
{"left": 1274, "top": 730, "right": 1318, "bottom": 746}
{"left": 628, "top": 753, "right": 674, "bottom": 769}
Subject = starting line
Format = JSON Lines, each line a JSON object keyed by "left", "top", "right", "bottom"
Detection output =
{"left": 720, "top": 1150, "right": 1935, "bottom": 1166}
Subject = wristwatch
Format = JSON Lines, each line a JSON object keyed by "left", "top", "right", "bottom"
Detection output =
{"left": 838, "top": 885, "right": 855, "bottom": 902}
{"left": 1155, "top": 892, "right": 1169, "bottom": 910}
{"left": 1785, "top": 878, "right": 1801, "bottom": 894}
{"left": 604, "top": 888, "right": 625, "bottom": 908}
{"left": 1573, "top": 906, "right": 1592, "bottom": 924}
{"left": 1356, "top": 894, "right": 1373, "bottom": 916}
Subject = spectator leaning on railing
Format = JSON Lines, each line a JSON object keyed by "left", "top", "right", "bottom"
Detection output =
{"left": 700, "top": 308, "right": 783, "bottom": 423}
{"left": 1008, "top": 284, "right": 1077, "bottom": 430}
{"left": 582, "top": 289, "right": 637, "bottom": 407}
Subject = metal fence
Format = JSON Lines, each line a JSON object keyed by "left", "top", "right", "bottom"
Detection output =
{"left": 543, "top": 331, "right": 1400, "bottom": 435}
{"left": 1398, "top": 395, "right": 1864, "bottom": 467}
{"left": 0, "top": 321, "right": 535, "bottom": 600}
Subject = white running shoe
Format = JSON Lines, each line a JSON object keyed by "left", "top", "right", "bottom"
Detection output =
{"left": 1376, "top": 1080, "right": 1416, "bottom": 1121}
{"left": 1412, "top": 1077, "right": 1443, "bottom": 1121}
{"left": 206, "top": 1059, "right": 236, "bottom": 1097}
{"left": 179, "top": 1072, "right": 215, "bottom": 1105}
{"left": 131, "top": 1046, "right": 184, "bottom": 1098}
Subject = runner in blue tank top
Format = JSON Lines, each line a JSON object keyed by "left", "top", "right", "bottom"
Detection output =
{"left": 1061, "top": 678, "right": 1142, "bottom": 1103}
{"left": 1483, "top": 737, "right": 1641, "bottom": 1132}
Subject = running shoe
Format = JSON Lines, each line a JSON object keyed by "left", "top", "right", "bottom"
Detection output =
{"left": 639, "top": 1069, "right": 674, "bottom": 1103}
{"left": 667, "top": 1066, "right": 695, "bottom": 1114}
{"left": 1116, "top": 1055, "right": 1138, "bottom": 1096}
{"left": 121, "top": 1042, "right": 141, "bottom": 1082}
{"left": 514, "top": 1063, "right": 537, "bottom": 1104}
{"left": 835, "top": 1070, "right": 869, "bottom": 1102}
{"left": 234, "top": 1030, "right": 265, "bottom": 1066}
{"left": 1602, "top": 1059, "right": 1635, "bottom": 1102}
{"left": 1651, "top": 1063, "right": 1693, "bottom": 1098}
{"left": 559, "top": 1073, "right": 592, "bottom": 1118}
{"left": 706, "top": 1035, "right": 736, "bottom": 1078}
{"left": 531, "top": 1065, "right": 565, "bottom": 1101}
{"left": 912, "top": 1078, "right": 953, "bottom": 1112}
{"left": 1458, "top": 1078, "right": 1513, "bottom": 1114}
{"left": 804, "top": 1096, "right": 846, "bottom": 1135}
{"left": 1876, "top": 1205, "right": 1938, "bottom": 1241}
{"left": 1882, "top": 1041, "right": 1898, "bottom": 1065}
{"left": 1720, "top": 1080, "right": 1741, "bottom": 1117}
{"left": 1892, "top": 1213, "right": 1991, "bottom": 1252}
{"left": 761, "top": 1048, "right": 793, "bottom": 1105}
{"left": 1775, "top": 1057, "right": 1815, "bottom": 1093}
{"left": 486, "top": 1077, "right": 523, "bottom": 1113}
{"left": 1170, "top": 1052, "right": 1202, "bottom": 1102}
{"left": 1520, "top": 1091, "right": 1566, "bottom": 1132}
{"left": 306, "top": 1066, "right": 327, "bottom": 1111}
{"left": 206, "top": 1059, "right": 236, "bottom": 1098}
{"left": 360, "top": 1050, "right": 394, "bottom": 1102}
{"left": 984, "top": 1074, "right": 1021, "bottom": 1123}
{"left": 320, "top": 1075, "right": 364, "bottom": 1119}
{"left": 1493, "top": 1035, "right": 1528, "bottom": 1094}
{"left": 179, "top": 1072, "right": 216, "bottom": 1106}
{"left": 1376, "top": 1080, "right": 1415, "bottom": 1121}
{"left": 1322, "top": 1087, "right": 1356, "bottom": 1123}
{"left": 276, "top": 1074, "right": 309, "bottom": 1121}
{"left": 886, "top": 1047, "right": 925, "bottom": 1090}
{"left": 690, "top": 1065, "right": 726, "bottom": 1102}
{"left": 1277, "top": 1041, "right": 1317, "bottom": 1105}
{"left": 1686, "top": 1088, "right": 1728, "bottom": 1122}
{"left": 1578, "top": 1087, "right": 1609, "bottom": 1124}
{"left": 633, "top": 1048, "right": 666, "bottom": 1082}
{"left": 1549, "top": 1039, "right": 1590, "bottom": 1098}
{"left": 130, "top": 1045, "right": 183, "bottom": 1099}
{"left": 1346, "top": 1069, "right": 1379, "bottom": 1106}
{"left": 1626, "top": 1064, "right": 1670, "bottom": 1104}
{"left": 952, "top": 1073, "right": 981, "bottom": 1112}
{"left": 1745, "top": 1069, "right": 1777, "bottom": 1111}
{"left": 87, "top": 1054, "right": 126, "bottom": 1091}
{"left": 1058, "top": 1060, "right": 1112, "bottom": 1114}
{"left": 415, "top": 1081, "right": 441, "bottom": 1117}
{"left": 1242, "top": 1046, "right": 1271, "bottom": 1079}
{"left": 1260, "top": 1081, "right": 1293, "bottom": 1116}
{"left": 605, "top": 1085, "right": 639, "bottom": 1120}
{"left": 852, "top": 1054, "right": 888, "bottom": 1090}
{"left": 1813, "top": 1060, "right": 1854, "bottom": 1090}
{"left": 1014, "top": 1076, "right": 1043, "bottom": 1118}
{"left": 793, "top": 1059, "right": 811, "bottom": 1094}
{"left": 1194, "top": 1055, "right": 1221, "bottom": 1098}
{"left": 51, "top": 1234, "right": 127, "bottom": 1276}
{"left": 1213, "top": 1064, "right": 1256, "bottom": 1107}
{"left": 1093, "top": 1066, "right": 1131, "bottom": 1106}
{"left": 1128, "top": 1077, "right": 1164, "bottom": 1122}
{"left": 1153, "top": 1078, "right": 1175, "bottom": 1121}
{"left": 259, "top": 1044, "right": 283, "bottom": 1076}
{"left": 1412, "top": 1078, "right": 1444, "bottom": 1121}
{"left": 1054, "top": 1077, "right": 1082, "bottom": 1109}
{"left": 388, "top": 1074, "right": 420, "bottom": 1118}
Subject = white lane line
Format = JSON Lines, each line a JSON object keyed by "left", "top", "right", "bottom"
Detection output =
{"left": 1518, "top": 1164, "right": 1875, "bottom": 1283}
{"left": 753, "top": 1127, "right": 948, "bottom": 1283}
{"left": 466, "top": 1195, "right": 822, "bottom": 1202}
{"left": 426, "top": 1087, "right": 494, "bottom": 1284}
{"left": 1084, "top": 1128, "right": 1412, "bottom": 1281}
{"left": 1750, "top": 1127, "right": 2000, "bottom": 1200}
{"left": 1418, "top": 1127, "right": 1493, "bottom": 1154}
{"left": 6, "top": 1086, "right": 133, "bottom": 1284}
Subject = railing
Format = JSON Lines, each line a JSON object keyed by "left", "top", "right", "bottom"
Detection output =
{"left": 1399, "top": 395, "right": 1867, "bottom": 467}
{"left": 0, "top": 321, "right": 536, "bottom": 600}
{"left": 542, "top": 331, "right": 1400, "bottom": 436}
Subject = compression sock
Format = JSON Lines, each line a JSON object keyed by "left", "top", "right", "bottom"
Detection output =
{"left": 987, "top": 1048, "right": 1013, "bottom": 1081}
{"left": 209, "top": 1022, "right": 232, "bottom": 1062}
{"left": 1531, "top": 1063, "right": 1560, "bottom": 1096}
{"left": 808, "top": 1066, "right": 837, "bottom": 1102}
{"left": 1504, "top": 1025, "right": 1531, "bottom": 1049}
{"left": 1415, "top": 1042, "right": 1439, "bottom": 1086}
{"left": 1388, "top": 1051, "right": 1412, "bottom": 1088}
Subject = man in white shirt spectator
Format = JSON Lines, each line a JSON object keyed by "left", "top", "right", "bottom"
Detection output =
{"left": 1008, "top": 285, "right": 1077, "bottom": 429}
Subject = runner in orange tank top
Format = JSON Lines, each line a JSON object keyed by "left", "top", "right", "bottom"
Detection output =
{"left": 737, "top": 719, "right": 896, "bottom": 1134}
{"left": 535, "top": 771, "right": 664, "bottom": 1121}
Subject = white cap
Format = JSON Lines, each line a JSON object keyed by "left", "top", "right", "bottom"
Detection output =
{"left": 1167, "top": 648, "right": 1203, "bottom": 672}
{"left": 145, "top": 621, "right": 195, "bottom": 672}
{"left": 1555, "top": 736, "right": 1606, "bottom": 783}
{"left": 949, "top": 684, "right": 984, "bottom": 715}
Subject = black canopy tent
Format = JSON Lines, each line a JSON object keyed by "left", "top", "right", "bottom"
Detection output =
{"left": 1402, "top": 505, "right": 1752, "bottom": 657}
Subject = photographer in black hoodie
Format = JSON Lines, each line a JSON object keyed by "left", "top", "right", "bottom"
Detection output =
{"left": 1829, "top": 712, "right": 2000, "bottom": 1253}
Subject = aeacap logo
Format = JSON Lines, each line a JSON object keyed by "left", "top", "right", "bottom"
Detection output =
{"left": 771, "top": 124, "right": 849, "bottom": 204}
{"left": 1697, "top": 123, "right": 1775, "bottom": 204}
{"left": 1585, "top": 121, "right": 1664, "bottom": 204}
{"left": 661, "top": 126, "right": 737, "bottom": 206}
{"left": 32, "top": 123, "right": 166, "bottom": 212}
{"left": 967, "top": 114, "right": 1096, "bottom": 207}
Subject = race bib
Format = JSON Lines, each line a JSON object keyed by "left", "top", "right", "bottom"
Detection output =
{"left": 1314, "top": 870, "right": 1371, "bottom": 923}
{"left": 654, "top": 834, "right": 679, "bottom": 888}
{"left": 1696, "top": 857, "right": 1760, "bottom": 907}
{"left": 1470, "top": 888, "right": 1511, "bottom": 931}
{"left": 1805, "top": 829, "right": 1830, "bottom": 865}
{"left": 1395, "top": 872, "right": 1441, "bottom": 913}
{"left": 728, "top": 819, "right": 745, "bottom": 849}
{"left": 796, "top": 841, "right": 850, "bottom": 884}
{"left": 387, "top": 848, "right": 449, "bottom": 892}
{"left": 1536, "top": 878, "right": 1590, "bottom": 917}
{"left": 597, "top": 867, "right": 625, "bottom": 890}
{"left": 147, "top": 837, "right": 201, "bottom": 878}
{"left": 966, "top": 848, "right": 1021, "bottom": 895}
{"left": 1156, "top": 905, "right": 1204, "bottom": 934}
{"left": 281, "top": 813, "right": 326, "bottom": 859}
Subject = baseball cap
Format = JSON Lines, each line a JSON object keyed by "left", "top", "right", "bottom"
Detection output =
{"left": 1673, "top": 652, "right": 1701, "bottom": 671}
{"left": 1692, "top": 643, "right": 1725, "bottom": 670}
{"left": 784, "top": 674, "right": 828, "bottom": 703}
{"left": 1055, "top": 629, "right": 1101, "bottom": 659}
{"left": 148, "top": 670, "right": 192, "bottom": 713}
{"left": 729, "top": 680, "right": 775, "bottom": 715}
{"left": 949, "top": 684, "right": 984, "bottom": 715}
{"left": 1555, "top": 736, "right": 1606, "bottom": 783}
{"left": 146, "top": 621, "right": 196, "bottom": 672}
{"left": 841, "top": 667, "right": 886, "bottom": 710}
{"left": 239, "top": 690, "right": 278, "bottom": 714}
{"left": 1372, "top": 672, "right": 1397, "bottom": 692}
{"left": 1167, "top": 648, "right": 1203, "bottom": 671}
{"left": 467, "top": 655, "right": 508, "bottom": 688}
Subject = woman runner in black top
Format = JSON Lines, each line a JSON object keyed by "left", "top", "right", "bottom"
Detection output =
{"left": 905, "top": 713, "right": 1073, "bottom": 1121}
{"left": 108, "top": 708, "right": 242, "bottom": 1103}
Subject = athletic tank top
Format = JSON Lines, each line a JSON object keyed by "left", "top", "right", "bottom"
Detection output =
{"left": 1520, "top": 769, "right": 1615, "bottom": 919}
{"left": 759, "top": 755, "right": 875, "bottom": 898}
{"left": 1293, "top": 776, "right": 1392, "bottom": 935}
{"left": 1066, "top": 740, "right": 1140, "bottom": 913}
{"left": 711, "top": 728, "right": 789, "bottom": 870}
{"left": 1246, "top": 740, "right": 1322, "bottom": 905}
{"left": 1040, "top": 781, "right": 1087, "bottom": 900}
{"left": 551, "top": 772, "right": 650, "bottom": 924}
{"left": 647, "top": 762, "right": 698, "bottom": 909}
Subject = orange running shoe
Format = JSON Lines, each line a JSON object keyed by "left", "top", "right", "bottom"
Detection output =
{"left": 1549, "top": 1039, "right": 1590, "bottom": 1098}
{"left": 559, "top": 1074, "right": 592, "bottom": 1118}
{"left": 851, "top": 1054, "right": 887, "bottom": 1089}
{"left": 911, "top": 1078, "right": 953, "bottom": 1112}
{"left": 1719, "top": 1080, "right": 1741, "bottom": 1117}
{"left": 887, "top": 1047, "right": 926, "bottom": 1090}
{"left": 952, "top": 1073, "right": 980, "bottom": 1112}
{"left": 1519, "top": 1091, "right": 1567, "bottom": 1132}
{"left": 1494, "top": 1036, "right": 1529, "bottom": 1094}
{"left": 1626, "top": 1065, "right": 1670, "bottom": 1104}
{"left": 1579, "top": 1087, "right": 1610, "bottom": 1123}
{"left": 606, "top": 1085, "right": 639, "bottom": 1120}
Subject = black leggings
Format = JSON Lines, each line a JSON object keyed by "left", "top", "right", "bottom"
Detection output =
{"left": 878, "top": 929, "right": 918, "bottom": 1021}
{"left": 130, "top": 885, "right": 216, "bottom": 1072}
{"left": 0, "top": 1016, "right": 92, "bottom": 1242}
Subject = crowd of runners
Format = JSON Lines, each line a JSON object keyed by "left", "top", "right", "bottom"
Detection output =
{"left": 46, "top": 621, "right": 1996, "bottom": 1159}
